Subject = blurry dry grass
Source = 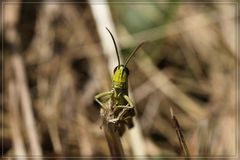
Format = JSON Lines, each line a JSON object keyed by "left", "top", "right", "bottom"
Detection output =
{"left": 1, "top": 1, "right": 238, "bottom": 159}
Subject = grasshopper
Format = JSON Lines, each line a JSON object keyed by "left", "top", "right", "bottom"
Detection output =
{"left": 95, "top": 27, "right": 145, "bottom": 136}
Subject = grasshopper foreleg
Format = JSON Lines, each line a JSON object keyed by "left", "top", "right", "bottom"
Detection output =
{"left": 95, "top": 91, "right": 112, "bottom": 110}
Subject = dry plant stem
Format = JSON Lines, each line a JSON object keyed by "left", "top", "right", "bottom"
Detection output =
{"left": 8, "top": 80, "right": 27, "bottom": 158}
{"left": 12, "top": 54, "right": 43, "bottom": 157}
{"left": 170, "top": 108, "right": 190, "bottom": 159}
{"left": 103, "top": 122, "right": 124, "bottom": 158}
{"left": 88, "top": 0, "right": 121, "bottom": 72}
{"left": 46, "top": 122, "right": 62, "bottom": 154}
{"left": 133, "top": 80, "right": 156, "bottom": 102}
{"left": 77, "top": 116, "right": 93, "bottom": 156}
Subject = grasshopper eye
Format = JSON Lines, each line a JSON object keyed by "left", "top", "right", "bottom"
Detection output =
{"left": 113, "top": 66, "right": 118, "bottom": 73}
{"left": 125, "top": 68, "right": 129, "bottom": 75}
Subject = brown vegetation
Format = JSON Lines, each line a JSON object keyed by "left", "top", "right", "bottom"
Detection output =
{"left": 1, "top": 1, "right": 238, "bottom": 159}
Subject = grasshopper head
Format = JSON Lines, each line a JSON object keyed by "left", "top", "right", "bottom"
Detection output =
{"left": 112, "top": 65, "right": 129, "bottom": 84}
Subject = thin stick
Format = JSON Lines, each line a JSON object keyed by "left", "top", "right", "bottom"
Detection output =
{"left": 8, "top": 80, "right": 27, "bottom": 158}
{"left": 170, "top": 107, "right": 190, "bottom": 159}
{"left": 12, "top": 54, "right": 43, "bottom": 157}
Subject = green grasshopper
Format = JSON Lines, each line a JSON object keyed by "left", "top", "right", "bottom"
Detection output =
{"left": 95, "top": 27, "right": 145, "bottom": 136}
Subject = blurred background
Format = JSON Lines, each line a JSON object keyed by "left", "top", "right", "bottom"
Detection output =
{"left": 1, "top": 0, "right": 238, "bottom": 159}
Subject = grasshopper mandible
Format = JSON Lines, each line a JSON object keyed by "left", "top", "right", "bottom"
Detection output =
{"left": 95, "top": 27, "right": 145, "bottom": 136}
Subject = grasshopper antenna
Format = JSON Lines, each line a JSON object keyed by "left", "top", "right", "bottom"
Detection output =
{"left": 105, "top": 27, "right": 120, "bottom": 67}
{"left": 124, "top": 42, "right": 146, "bottom": 67}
